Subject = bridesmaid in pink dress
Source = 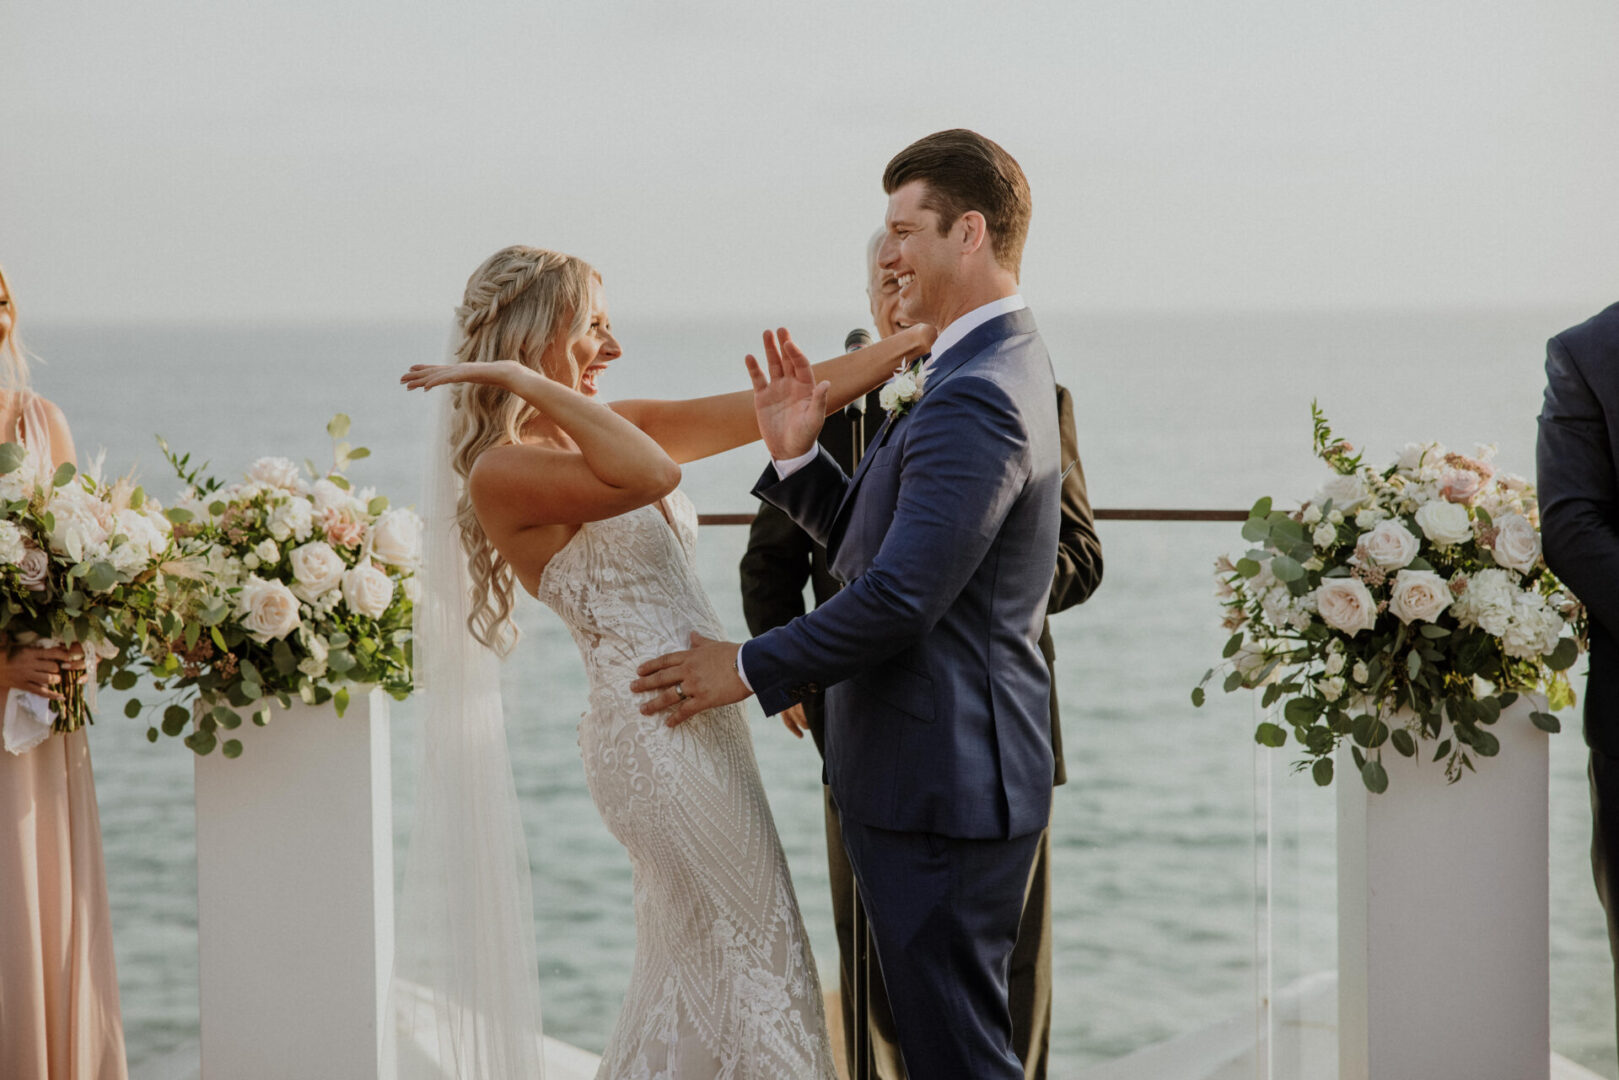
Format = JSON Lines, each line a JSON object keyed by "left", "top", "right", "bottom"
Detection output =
{"left": 0, "top": 264, "right": 128, "bottom": 1080}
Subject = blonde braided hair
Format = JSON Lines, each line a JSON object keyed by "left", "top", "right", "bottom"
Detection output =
{"left": 448, "top": 245, "right": 597, "bottom": 652}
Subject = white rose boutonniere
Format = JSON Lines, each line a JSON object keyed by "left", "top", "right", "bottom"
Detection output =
{"left": 879, "top": 358, "right": 927, "bottom": 420}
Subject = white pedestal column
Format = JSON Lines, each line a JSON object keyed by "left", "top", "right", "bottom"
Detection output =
{"left": 194, "top": 689, "right": 394, "bottom": 1080}
{"left": 1337, "top": 695, "right": 1549, "bottom": 1080}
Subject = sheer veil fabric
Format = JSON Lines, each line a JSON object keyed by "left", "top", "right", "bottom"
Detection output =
{"left": 384, "top": 329, "right": 545, "bottom": 1079}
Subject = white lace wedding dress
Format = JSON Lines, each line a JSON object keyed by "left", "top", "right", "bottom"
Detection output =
{"left": 534, "top": 489, "right": 836, "bottom": 1080}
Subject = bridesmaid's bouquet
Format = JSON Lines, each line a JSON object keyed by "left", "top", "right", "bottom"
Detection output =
{"left": 0, "top": 441, "right": 176, "bottom": 736}
{"left": 1194, "top": 405, "right": 1586, "bottom": 792}
{"left": 130, "top": 415, "right": 419, "bottom": 758}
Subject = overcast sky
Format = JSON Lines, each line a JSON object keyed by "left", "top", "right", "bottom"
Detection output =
{"left": 4, "top": 0, "right": 1616, "bottom": 324}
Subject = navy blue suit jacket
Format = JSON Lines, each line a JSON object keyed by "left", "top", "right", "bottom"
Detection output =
{"left": 743, "top": 307, "right": 1060, "bottom": 839}
{"left": 1539, "top": 302, "right": 1619, "bottom": 756}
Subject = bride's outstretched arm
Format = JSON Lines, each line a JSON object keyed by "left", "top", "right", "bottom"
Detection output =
{"left": 612, "top": 323, "right": 934, "bottom": 464}
{"left": 401, "top": 360, "right": 681, "bottom": 525}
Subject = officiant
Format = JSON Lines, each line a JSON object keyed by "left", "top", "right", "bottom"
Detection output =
{"left": 738, "top": 229, "right": 1103, "bottom": 1080}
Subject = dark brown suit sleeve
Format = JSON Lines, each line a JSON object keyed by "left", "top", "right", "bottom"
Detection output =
{"left": 739, "top": 499, "right": 813, "bottom": 640}
{"left": 1040, "top": 383, "right": 1102, "bottom": 787}
{"left": 1048, "top": 383, "right": 1103, "bottom": 615}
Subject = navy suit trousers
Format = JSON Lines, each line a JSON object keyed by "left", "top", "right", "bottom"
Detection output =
{"left": 840, "top": 812, "right": 1042, "bottom": 1080}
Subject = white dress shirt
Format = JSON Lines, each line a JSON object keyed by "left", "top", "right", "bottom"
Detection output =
{"left": 738, "top": 293, "right": 1028, "bottom": 693}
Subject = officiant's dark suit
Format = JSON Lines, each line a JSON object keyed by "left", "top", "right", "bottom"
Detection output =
{"left": 739, "top": 259, "right": 1101, "bottom": 1079}
{"left": 1539, "top": 300, "right": 1619, "bottom": 1060}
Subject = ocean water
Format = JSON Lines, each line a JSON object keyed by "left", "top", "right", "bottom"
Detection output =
{"left": 25, "top": 306, "right": 1619, "bottom": 1077}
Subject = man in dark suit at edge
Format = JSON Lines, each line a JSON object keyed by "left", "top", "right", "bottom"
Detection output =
{"left": 1538, "top": 300, "right": 1619, "bottom": 1071}
{"left": 737, "top": 227, "right": 1104, "bottom": 1079}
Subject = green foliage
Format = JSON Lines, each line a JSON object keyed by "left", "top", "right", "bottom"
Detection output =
{"left": 1202, "top": 405, "right": 1589, "bottom": 793}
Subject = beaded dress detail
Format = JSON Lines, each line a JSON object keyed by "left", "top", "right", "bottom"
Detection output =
{"left": 535, "top": 489, "right": 834, "bottom": 1079}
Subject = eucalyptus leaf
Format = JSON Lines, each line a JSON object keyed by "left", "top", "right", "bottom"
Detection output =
{"left": 124, "top": 698, "right": 142, "bottom": 719}
{"left": 1390, "top": 728, "right": 1417, "bottom": 757}
{"left": 327, "top": 413, "right": 351, "bottom": 440}
{"left": 1361, "top": 758, "right": 1389, "bottom": 794}
{"left": 1254, "top": 722, "right": 1288, "bottom": 748}
{"left": 51, "top": 462, "right": 77, "bottom": 488}
{"left": 1547, "top": 637, "right": 1579, "bottom": 672}
{"left": 222, "top": 739, "right": 243, "bottom": 759}
{"left": 1270, "top": 555, "right": 1305, "bottom": 583}
{"left": 1190, "top": 687, "right": 1205, "bottom": 707}
{"left": 0, "top": 442, "right": 26, "bottom": 474}
{"left": 111, "top": 670, "right": 138, "bottom": 691}
{"left": 1312, "top": 758, "right": 1334, "bottom": 786}
{"left": 1531, "top": 711, "right": 1561, "bottom": 734}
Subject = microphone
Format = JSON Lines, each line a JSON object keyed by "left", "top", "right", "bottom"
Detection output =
{"left": 844, "top": 328, "right": 873, "bottom": 419}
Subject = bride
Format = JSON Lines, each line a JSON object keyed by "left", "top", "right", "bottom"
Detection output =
{"left": 395, "top": 244, "right": 933, "bottom": 1079}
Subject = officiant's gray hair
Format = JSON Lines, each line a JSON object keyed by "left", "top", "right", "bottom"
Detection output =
{"left": 0, "top": 263, "right": 34, "bottom": 392}
{"left": 449, "top": 244, "right": 597, "bottom": 651}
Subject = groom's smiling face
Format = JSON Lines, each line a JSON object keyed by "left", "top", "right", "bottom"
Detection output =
{"left": 881, "top": 180, "right": 964, "bottom": 331}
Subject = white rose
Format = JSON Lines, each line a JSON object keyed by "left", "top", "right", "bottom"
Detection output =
{"left": 1324, "top": 650, "right": 1346, "bottom": 676}
{"left": 1397, "top": 441, "right": 1443, "bottom": 472}
{"left": 1317, "top": 472, "right": 1369, "bottom": 513}
{"left": 1312, "top": 522, "right": 1338, "bottom": 549}
{"left": 247, "top": 457, "right": 308, "bottom": 494}
{"left": 0, "top": 521, "right": 25, "bottom": 565}
{"left": 1492, "top": 513, "right": 1542, "bottom": 573}
{"left": 237, "top": 574, "right": 302, "bottom": 642}
{"left": 267, "top": 496, "right": 314, "bottom": 542}
{"left": 254, "top": 538, "right": 280, "bottom": 565}
{"left": 369, "top": 509, "right": 422, "bottom": 570}
{"left": 310, "top": 479, "right": 351, "bottom": 514}
{"left": 1318, "top": 676, "right": 1346, "bottom": 702}
{"left": 1314, "top": 577, "right": 1378, "bottom": 637}
{"left": 1359, "top": 520, "right": 1420, "bottom": 570}
{"left": 1414, "top": 500, "right": 1472, "bottom": 546}
{"left": 1301, "top": 505, "right": 1322, "bottom": 526}
{"left": 342, "top": 561, "right": 394, "bottom": 619}
{"left": 1351, "top": 660, "right": 1369, "bottom": 684}
{"left": 879, "top": 374, "right": 916, "bottom": 414}
{"left": 1388, "top": 569, "right": 1453, "bottom": 624}
{"left": 288, "top": 540, "right": 345, "bottom": 600}
{"left": 1327, "top": 509, "right": 1344, "bottom": 525}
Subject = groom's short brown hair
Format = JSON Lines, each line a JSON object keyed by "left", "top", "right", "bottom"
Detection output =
{"left": 883, "top": 129, "right": 1032, "bottom": 277}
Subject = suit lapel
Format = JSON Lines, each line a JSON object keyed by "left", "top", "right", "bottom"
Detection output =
{"left": 825, "top": 308, "right": 1038, "bottom": 557}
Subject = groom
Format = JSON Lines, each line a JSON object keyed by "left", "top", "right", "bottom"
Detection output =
{"left": 633, "top": 128, "right": 1061, "bottom": 1077}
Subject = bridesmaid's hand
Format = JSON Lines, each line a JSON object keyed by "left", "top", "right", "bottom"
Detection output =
{"left": 401, "top": 360, "right": 529, "bottom": 393}
{"left": 0, "top": 644, "right": 86, "bottom": 701}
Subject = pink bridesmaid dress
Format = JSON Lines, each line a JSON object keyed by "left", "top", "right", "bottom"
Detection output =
{"left": 0, "top": 393, "right": 128, "bottom": 1079}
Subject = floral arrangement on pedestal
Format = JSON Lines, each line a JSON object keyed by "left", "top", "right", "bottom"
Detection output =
{"left": 0, "top": 443, "right": 176, "bottom": 734}
{"left": 1194, "top": 405, "right": 1586, "bottom": 792}
{"left": 127, "top": 415, "right": 419, "bottom": 757}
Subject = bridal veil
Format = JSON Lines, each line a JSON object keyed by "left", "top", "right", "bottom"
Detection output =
{"left": 384, "top": 329, "right": 545, "bottom": 1079}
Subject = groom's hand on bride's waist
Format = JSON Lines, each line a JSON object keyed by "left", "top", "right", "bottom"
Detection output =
{"left": 633, "top": 632, "right": 750, "bottom": 727}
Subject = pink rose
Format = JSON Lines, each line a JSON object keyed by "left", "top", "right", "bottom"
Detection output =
{"left": 1440, "top": 468, "right": 1485, "bottom": 504}
{"left": 323, "top": 509, "right": 365, "bottom": 549}
{"left": 18, "top": 544, "right": 48, "bottom": 592}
